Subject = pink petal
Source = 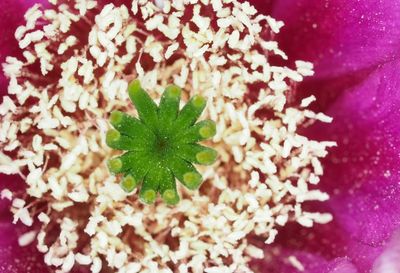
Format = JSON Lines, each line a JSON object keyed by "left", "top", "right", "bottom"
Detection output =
{"left": 0, "top": 221, "right": 50, "bottom": 273}
{"left": 372, "top": 229, "right": 400, "bottom": 273}
{"left": 305, "top": 58, "right": 400, "bottom": 271}
{"left": 263, "top": 0, "right": 400, "bottom": 80}
{"left": 254, "top": 245, "right": 359, "bottom": 273}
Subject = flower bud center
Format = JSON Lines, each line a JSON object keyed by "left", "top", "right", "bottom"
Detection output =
{"left": 153, "top": 135, "right": 171, "bottom": 159}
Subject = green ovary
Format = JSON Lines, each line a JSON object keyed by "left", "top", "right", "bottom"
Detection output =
{"left": 106, "top": 80, "right": 217, "bottom": 205}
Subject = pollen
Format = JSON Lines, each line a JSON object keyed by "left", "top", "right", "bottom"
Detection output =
{"left": 0, "top": 0, "right": 335, "bottom": 272}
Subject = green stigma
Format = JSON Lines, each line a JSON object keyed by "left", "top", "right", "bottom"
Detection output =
{"left": 120, "top": 174, "right": 137, "bottom": 193}
{"left": 183, "top": 172, "right": 202, "bottom": 189}
{"left": 199, "top": 121, "right": 216, "bottom": 139}
{"left": 196, "top": 150, "right": 218, "bottom": 165}
{"left": 108, "top": 158, "right": 122, "bottom": 173}
{"left": 106, "top": 80, "right": 217, "bottom": 205}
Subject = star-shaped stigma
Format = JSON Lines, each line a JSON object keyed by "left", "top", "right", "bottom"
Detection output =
{"left": 106, "top": 80, "right": 217, "bottom": 205}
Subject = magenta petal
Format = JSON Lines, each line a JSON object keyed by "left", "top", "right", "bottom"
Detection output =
{"left": 0, "top": 221, "right": 50, "bottom": 273}
{"left": 307, "top": 58, "right": 400, "bottom": 271}
{"left": 263, "top": 0, "right": 400, "bottom": 79}
{"left": 299, "top": 256, "right": 359, "bottom": 273}
{"left": 255, "top": 246, "right": 359, "bottom": 273}
{"left": 326, "top": 259, "right": 359, "bottom": 273}
{"left": 372, "top": 229, "right": 400, "bottom": 273}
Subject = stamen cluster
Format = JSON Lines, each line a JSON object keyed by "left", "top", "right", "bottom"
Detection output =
{"left": 0, "top": 0, "right": 335, "bottom": 272}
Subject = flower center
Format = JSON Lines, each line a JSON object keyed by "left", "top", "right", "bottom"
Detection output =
{"left": 0, "top": 1, "right": 336, "bottom": 272}
{"left": 106, "top": 80, "right": 217, "bottom": 205}
{"left": 153, "top": 134, "right": 171, "bottom": 159}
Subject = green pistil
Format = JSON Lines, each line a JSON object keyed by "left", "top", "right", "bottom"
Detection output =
{"left": 108, "top": 158, "right": 122, "bottom": 173}
{"left": 106, "top": 129, "right": 120, "bottom": 143}
{"left": 110, "top": 110, "right": 123, "bottom": 124}
{"left": 192, "top": 95, "right": 206, "bottom": 108}
{"left": 199, "top": 122, "right": 216, "bottom": 139}
{"left": 120, "top": 174, "right": 137, "bottom": 193}
{"left": 162, "top": 189, "right": 179, "bottom": 205}
{"left": 196, "top": 150, "right": 217, "bottom": 165}
{"left": 183, "top": 172, "right": 202, "bottom": 189}
{"left": 165, "top": 85, "right": 181, "bottom": 98}
{"left": 106, "top": 80, "right": 217, "bottom": 205}
{"left": 141, "top": 189, "right": 156, "bottom": 204}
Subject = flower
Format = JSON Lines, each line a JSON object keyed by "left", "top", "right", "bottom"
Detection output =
{"left": 0, "top": 1, "right": 398, "bottom": 273}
